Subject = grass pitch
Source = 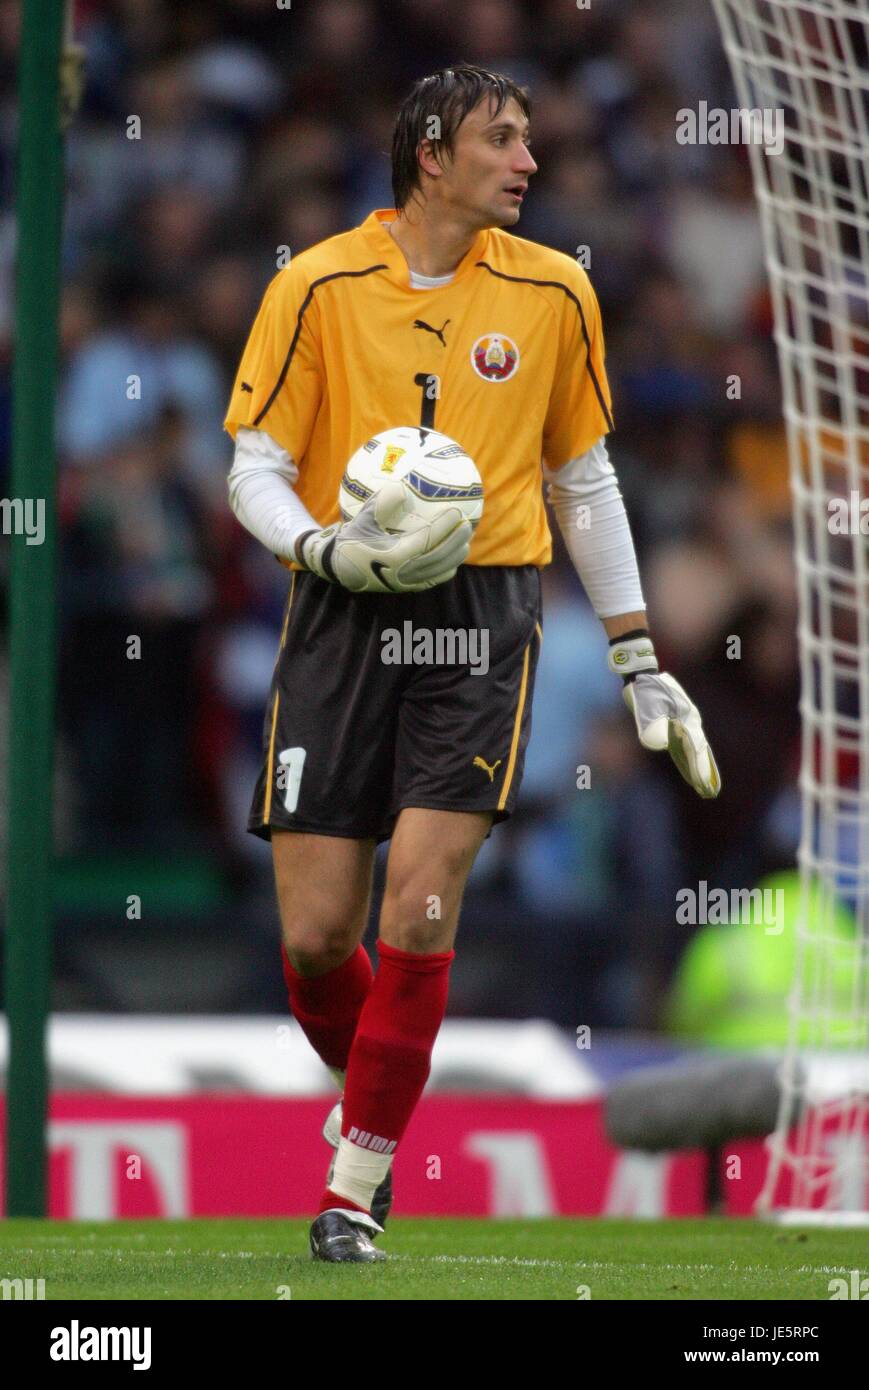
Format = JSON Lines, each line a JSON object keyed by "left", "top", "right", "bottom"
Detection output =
{"left": 1, "top": 1217, "right": 866, "bottom": 1300}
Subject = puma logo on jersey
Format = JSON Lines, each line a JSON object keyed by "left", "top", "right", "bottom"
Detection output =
{"left": 240, "top": 381, "right": 253, "bottom": 393}
{"left": 473, "top": 755, "right": 502, "bottom": 782}
{"left": 413, "top": 318, "right": 450, "bottom": 347}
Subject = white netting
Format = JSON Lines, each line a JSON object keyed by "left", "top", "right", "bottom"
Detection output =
{"left": 711, "top": 0, "right": 869, "bottom": 1220}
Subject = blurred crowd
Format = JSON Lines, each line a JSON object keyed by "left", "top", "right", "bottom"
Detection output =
{"left": 0, "top": 0, "right": 806, "bottom": 1027}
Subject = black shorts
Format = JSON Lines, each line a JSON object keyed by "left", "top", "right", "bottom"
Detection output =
{"left": 247, "top": 564, "right": 543, "bottom": 845}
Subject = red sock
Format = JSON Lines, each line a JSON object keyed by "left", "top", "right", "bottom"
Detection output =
{"left": 318, "top": 1190, "right": 370, "bottom": 1218}
{"left": 281, "top": 943, "right": 373, "bottom": 1071}
{"left": 317, "top": 939, "right": 454, "bottom": 1217}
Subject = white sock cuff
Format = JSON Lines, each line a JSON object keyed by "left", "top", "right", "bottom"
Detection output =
{"left": 330, "top": 1135, "right": 395, "bottom": 1212}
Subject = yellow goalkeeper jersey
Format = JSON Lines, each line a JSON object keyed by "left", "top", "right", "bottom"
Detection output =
{"left": 224, "top": 208, "right": 614, "bottom": 569}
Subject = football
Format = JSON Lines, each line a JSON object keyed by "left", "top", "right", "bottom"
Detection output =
{"left": 339, "top": 426, "right": 484, "bottom": 533}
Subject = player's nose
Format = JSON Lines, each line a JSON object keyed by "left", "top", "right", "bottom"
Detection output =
{"left": 515, "top": 145, "right": 537, "bottom": 177}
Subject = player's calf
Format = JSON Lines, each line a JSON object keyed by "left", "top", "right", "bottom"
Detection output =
{"left": 317, "top": 938, "right": 454, "bottom": 1224}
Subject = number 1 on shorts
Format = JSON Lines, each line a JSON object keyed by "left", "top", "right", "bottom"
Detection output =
{"left": 277, "top": 747, "right": 307, "bottom": 813}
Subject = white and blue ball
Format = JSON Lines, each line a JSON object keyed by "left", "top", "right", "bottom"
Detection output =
{"left": 339, "top": 426, "right": 484, "bottom": 533}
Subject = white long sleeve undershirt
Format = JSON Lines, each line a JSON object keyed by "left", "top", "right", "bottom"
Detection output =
{"left": 542, "top": 438, "right": 645, "bottom": 618}
{"left": 227, "top": 426, "right": 645, "bottom": 617}
{"left": 226, "top": 426, "right": 317, "bottom": 560}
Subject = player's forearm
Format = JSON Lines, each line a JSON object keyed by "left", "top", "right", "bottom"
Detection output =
{"left": 227, "top": 426, "right": 320, "bottom": 561}
{"left": 543, "top": 438, "right": 646, "bottom": 621}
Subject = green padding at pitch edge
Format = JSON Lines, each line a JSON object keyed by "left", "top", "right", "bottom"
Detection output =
{"left": 54, "top": 855, "right": 225, "bottom": 916}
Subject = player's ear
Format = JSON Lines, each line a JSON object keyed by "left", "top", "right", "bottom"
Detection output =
{"left": 417, "top": 138, "right": 444, "bottom": 181}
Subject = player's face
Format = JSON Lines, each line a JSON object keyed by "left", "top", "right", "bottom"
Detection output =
{"left": 440, "top": 97, "right": 537, "bottom": 228}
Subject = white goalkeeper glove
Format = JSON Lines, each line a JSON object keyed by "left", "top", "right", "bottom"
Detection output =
{"left": 295, "top": 479, "right": 472, "bottom": 594}
{"left": 607, "top": 631, "right": 721, "bottom": 799}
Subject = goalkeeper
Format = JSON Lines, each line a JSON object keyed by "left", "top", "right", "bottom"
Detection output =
{"left": 224, "top": 63, "right": 719, "bottom": 1264}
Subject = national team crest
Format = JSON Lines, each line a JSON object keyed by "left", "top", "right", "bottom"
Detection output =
{"left": 470, "top": 333, "right": 520, "bottom": 382}
{"left": 382, "top": 444, "right": 406, "bottom": 472}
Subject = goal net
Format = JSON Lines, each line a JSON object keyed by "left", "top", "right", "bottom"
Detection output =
{"left": 711, "top": 0, "right": 869, "bottom": 1222}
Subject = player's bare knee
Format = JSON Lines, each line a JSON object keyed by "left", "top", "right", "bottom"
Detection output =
{"left": 281, "top": 925, "right": 359, "bottom": 977}
{"left": 380, "top": 876, "right": 460, "bottom": 948}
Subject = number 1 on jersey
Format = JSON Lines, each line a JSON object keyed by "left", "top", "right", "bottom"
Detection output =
{"left": 414, "top": 372, "right": 440, "bottom": 429}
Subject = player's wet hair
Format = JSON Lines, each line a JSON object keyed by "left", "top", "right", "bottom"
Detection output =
{"left": 391, "top": 64, "right": 531, "bottom": 211}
